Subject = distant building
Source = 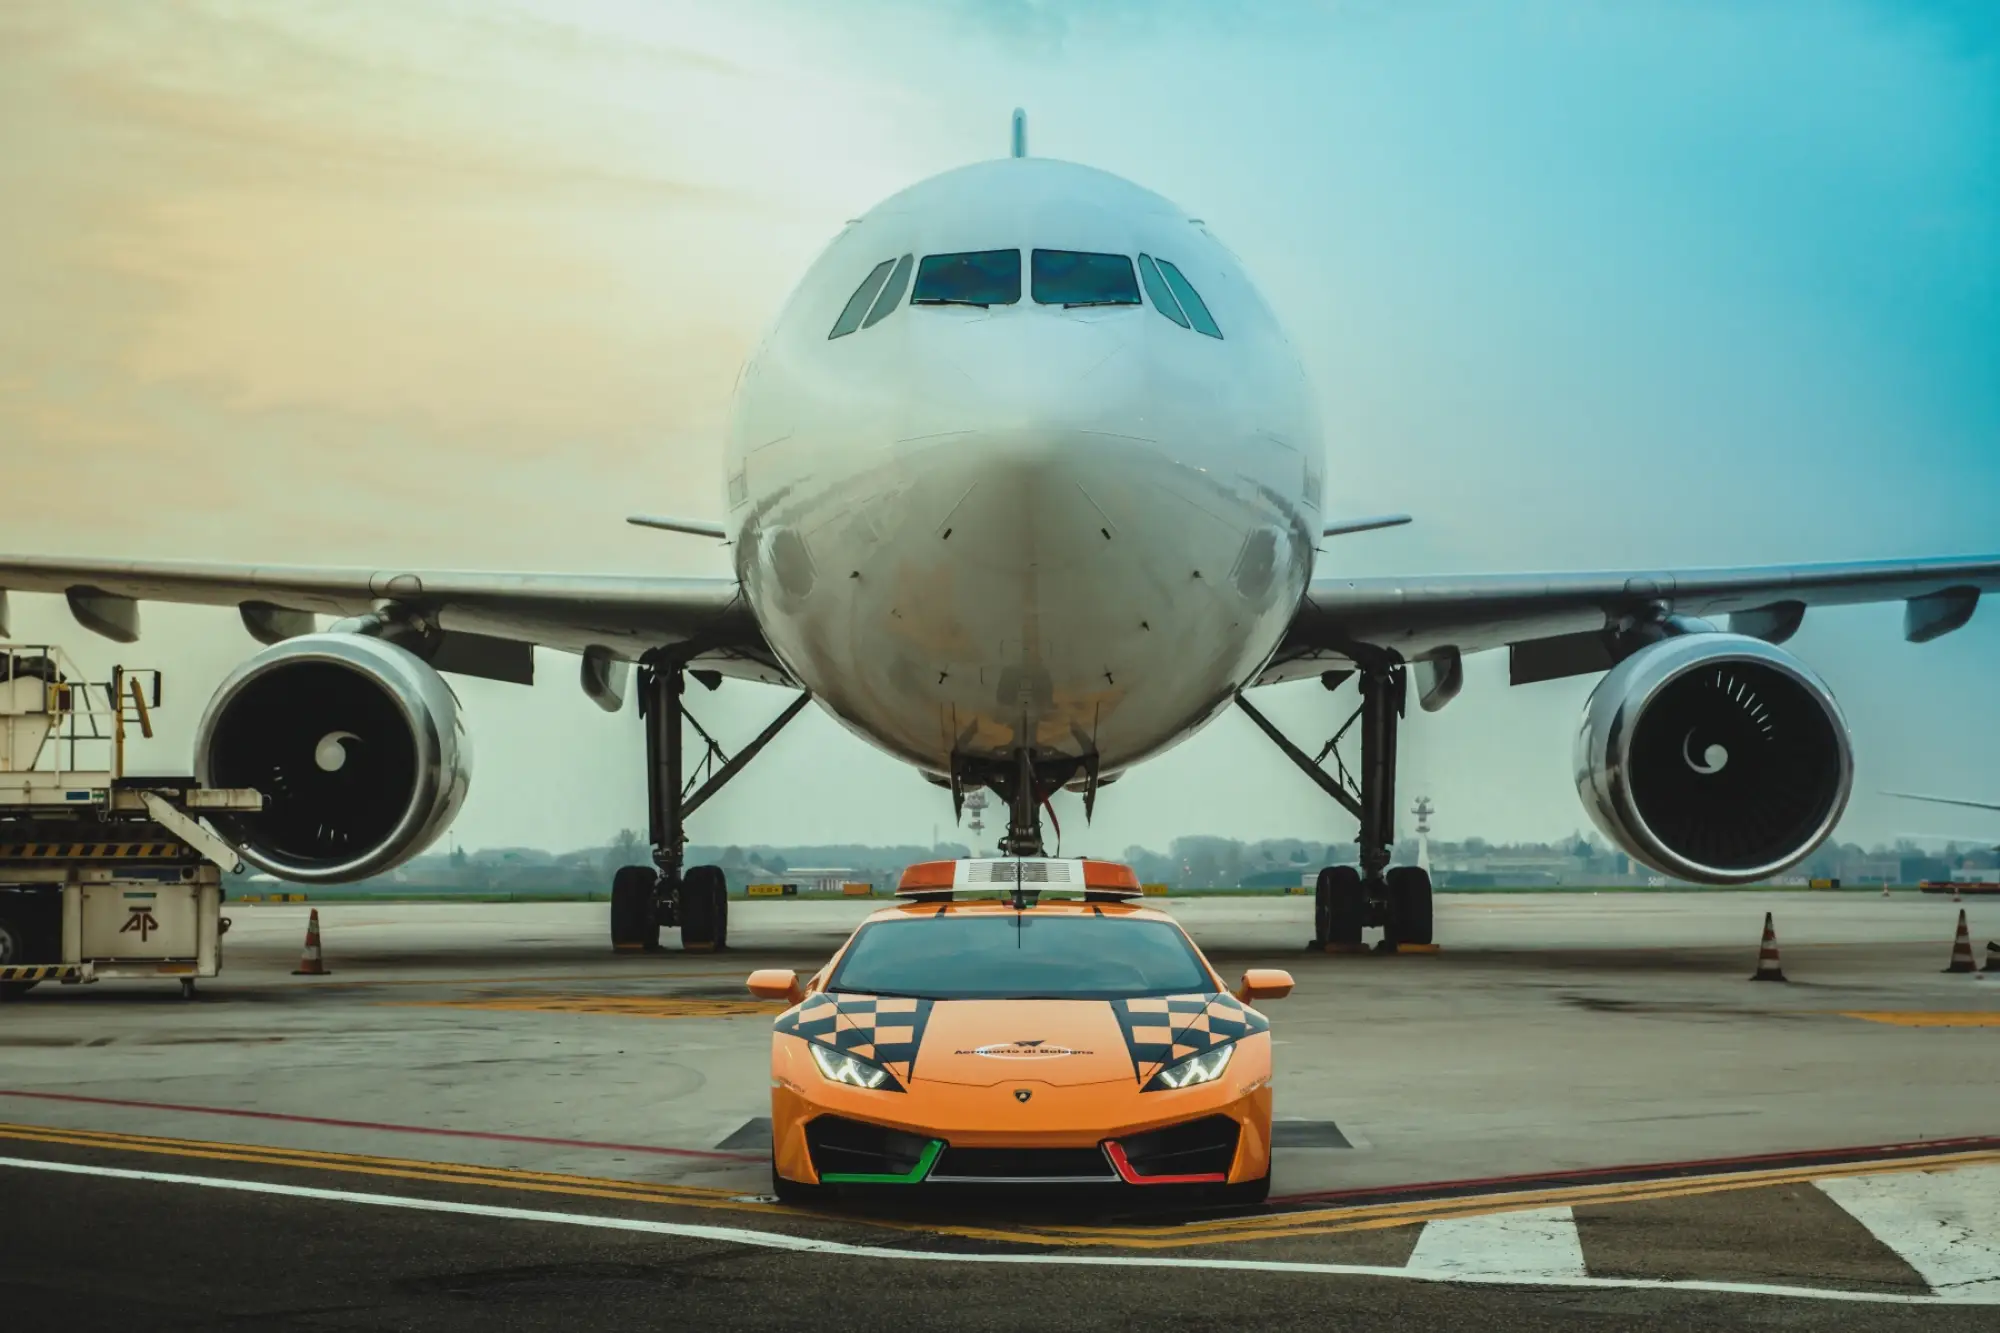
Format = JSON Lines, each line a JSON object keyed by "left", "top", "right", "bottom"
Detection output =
{"left": 784, "top": 867, "right": 865, "bottom": 894}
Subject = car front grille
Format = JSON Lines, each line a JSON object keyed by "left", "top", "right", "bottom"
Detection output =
{"left": 1115, "top": 1115, "right": 1240, "bottom": 1179}
{"left": 804, "top": 1115, "right": 936, "bottom": 1179}
{"left": 928, "top": 1145, "right": 1118, "bottom": 1182}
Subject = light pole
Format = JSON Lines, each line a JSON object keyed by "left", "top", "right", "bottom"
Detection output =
{"left": 1411, "top": 796, "right": 1434, "bottom": 873}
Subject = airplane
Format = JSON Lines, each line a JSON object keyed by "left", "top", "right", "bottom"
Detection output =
{"left": 4, "top": 112, "right": 1999, "bottom": 953}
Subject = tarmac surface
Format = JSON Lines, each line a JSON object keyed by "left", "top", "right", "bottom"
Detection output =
{"left": 2, "top": 891, "right": 1996, "bottom": 1329}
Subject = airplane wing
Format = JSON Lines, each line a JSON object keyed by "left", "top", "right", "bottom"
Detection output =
{"left": 0, "top": 554, "right": 790, "bottom": 686}
{"left": 1885, "top": 792, "right": 2000, "bottom": 815}
{"left": 1260, "top": 553, "right": 2000, "bottom": 695}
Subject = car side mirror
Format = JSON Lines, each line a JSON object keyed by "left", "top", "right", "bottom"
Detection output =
{"left": 1236, "top": 968, "right": 1294, "bottom": 1003}
{"left": 747, "top": 968, "right": 804, "bottom": 1005}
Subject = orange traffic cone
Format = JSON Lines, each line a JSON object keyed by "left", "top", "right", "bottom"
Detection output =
{"left": 1983, "top": 941, "right": 2000, "bottom": 975}
{"left": 1749, "top": 912, "right": 1787, "bottom": 982}
{"left": 1943, "top": 910, "right": 1976, "bottom": 974}
{"left": 292, "top": 909, "right": 330, "bottom": 976}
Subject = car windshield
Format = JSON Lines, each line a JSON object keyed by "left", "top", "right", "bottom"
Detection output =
{"left": 1032, "top": 249, "right": 1140, "bottom": 306}
{"left": 827, "top": 913, "right": 1214, "bottom": 1000}
{"left": 912, "top": 250, "right": 1021, "bottom": 307}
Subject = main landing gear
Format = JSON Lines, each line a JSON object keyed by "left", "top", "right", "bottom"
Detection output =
{"left": 609, "top": 659, "right": 811, "bottom": 953}
{"left": 1235, "top": 664, "right": 1434, "bottom": 952}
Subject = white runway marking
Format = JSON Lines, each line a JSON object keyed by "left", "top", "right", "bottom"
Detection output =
{"left": 2, "top": 1154, "right": 1994, "bottom": 1307}
{"left": 1407, "top": 1206, "right": 1587, "bottom": 1279}
{"left": 1818, "top": 1166, "right": 2000, "bottom": 1298}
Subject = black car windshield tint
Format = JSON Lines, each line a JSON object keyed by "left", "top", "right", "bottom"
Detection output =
{"left": 828, "top": 915, "right": 1213, "bottom": 1000}
{"left": 913, "top": 250, "right": 1021, "bottom": 307}
{"left": 829, "top": 259, "right": 895, "bottom": 339}
{"left": 1154, "top": 259, "right": 1222, "bottom": 338}
{"left": 1032, "top": 250, "right": 1140, "bottom": 307}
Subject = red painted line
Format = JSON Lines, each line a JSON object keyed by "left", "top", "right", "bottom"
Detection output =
{"left": 0, "top": 1090, "right": 762, "bottom": 1162}
{"left": 1103, "top": 1140, "right": 1228, "bottom": 1186}
{"left": 1268, "top": 1132, "right": 2000, "bottom": 1207}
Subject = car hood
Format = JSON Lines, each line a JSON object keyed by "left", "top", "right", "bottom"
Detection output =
{"left": 774, "top": 991, "right": 1270, "bottom": 1089}
{"left": 911, "top": 1000, "right": 1137, "bottom": 1087}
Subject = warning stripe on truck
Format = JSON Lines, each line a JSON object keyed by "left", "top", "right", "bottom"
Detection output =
{"left": 0, "top": 843, "right": 184, "bottom": 860}
{"left": 0, "top": 964, "right": 87, "bottom": 983}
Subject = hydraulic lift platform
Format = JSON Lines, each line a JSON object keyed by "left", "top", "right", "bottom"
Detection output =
{"left": 0, "top": 645, "right": 259, "bottom": 998}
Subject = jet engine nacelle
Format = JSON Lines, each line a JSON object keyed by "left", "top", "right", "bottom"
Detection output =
{"left": 195, "top": 633, "right": 472, "bottom": 883}
{"left": 1575, "top": 633, "right": 1851, "bottom": 884}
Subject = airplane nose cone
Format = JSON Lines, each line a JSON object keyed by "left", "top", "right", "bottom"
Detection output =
{"left": 908, "top": 308, "right": 1147, "bottom": 439}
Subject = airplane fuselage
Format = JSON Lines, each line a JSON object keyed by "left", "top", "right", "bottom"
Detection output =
{"left": 727, "top": 158, "right": 1322, "bottom": 782}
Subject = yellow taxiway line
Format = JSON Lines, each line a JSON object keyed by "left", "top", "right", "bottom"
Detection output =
{"left": 2, "top": 1119, "right": 1994, "bottom": 1251}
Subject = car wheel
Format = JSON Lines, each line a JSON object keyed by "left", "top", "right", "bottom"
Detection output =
{"left": 771, "top": 1159, "right": 818, "bottom": 1206}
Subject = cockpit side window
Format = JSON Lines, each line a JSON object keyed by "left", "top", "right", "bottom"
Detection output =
{"left": 913, "top": 250, "right": 1021, "bottom": 307}
{"left": 862, "top": 254, "right": 914, "bottom": 328}
{"left": 1154, "top": 259, "right": 1223, "bottom": 339}
{"left": 1032, "top": 250, "right": 1140, "bottom": 307}
{"left": 1137, "top": 255, "right": 1190, "bottom": 329}
{"left": 829, "top": 259, "right": 896, "bottom": 339}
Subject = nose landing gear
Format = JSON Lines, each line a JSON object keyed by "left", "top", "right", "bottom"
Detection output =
{"left": 955, "top": 746, "right": 1084, "bottom": 860}
{"left": 1237, "top": 665, "right": 1434, "bottom": 952}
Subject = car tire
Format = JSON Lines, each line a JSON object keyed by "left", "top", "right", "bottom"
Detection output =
{"left": 771, "top": 1159, "right": 818, "bottom": 1206}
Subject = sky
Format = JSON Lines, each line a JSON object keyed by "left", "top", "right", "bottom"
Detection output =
{"left": 2, "top": 1, "right": 1996, "bottom": 858}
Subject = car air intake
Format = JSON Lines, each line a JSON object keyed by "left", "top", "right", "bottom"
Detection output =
{"left": 1114, "top": 1115, "right": 1240, "bottom": 1179}
{"left": 804, "top": 1116, "right": 935, "bottom": 1180}
{"left": 928, "top": 1146, "right": 1117, "bottom": 1182}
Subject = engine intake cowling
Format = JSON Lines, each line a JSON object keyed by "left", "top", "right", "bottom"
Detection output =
{"left": 1575, "top": 633, "right": 1851, "bottom": 884}
{"left": 195, "top": 633, "right": 472, "bottom": 883}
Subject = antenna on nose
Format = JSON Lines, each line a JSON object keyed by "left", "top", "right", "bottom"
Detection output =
{"left": 1011, "top": 108, "right": 1027, "bottom": 159}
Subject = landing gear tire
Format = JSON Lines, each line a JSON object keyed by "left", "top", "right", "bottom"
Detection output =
{"left": 1385, "top": 865, "right": 1434, "bottom": 947}
{"left": 1316, "top": 866, "right": 1364, "bottom": 948}
{"left": 610, "top": 865, "right": 659, "bottom": 951}
{"left": 0, "top": 914, "right": 34, "bottom": 998}
{"left": 680, "top": 865, "right": 727, "bottom": 952}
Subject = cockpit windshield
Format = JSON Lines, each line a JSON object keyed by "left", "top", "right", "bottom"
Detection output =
{"left": 1032, "top": 249, "right": 1141, "bottom": 307}
{"left": 913, "top": 250, "right": 1021, "bottom": 307}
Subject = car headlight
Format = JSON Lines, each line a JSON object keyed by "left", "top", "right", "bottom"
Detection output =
{"left": 1144, "top": 1042, "right": 1235, "bottom": 1091}
{"left": 809, "top": 1042, "right": 903, "bottom": 1091}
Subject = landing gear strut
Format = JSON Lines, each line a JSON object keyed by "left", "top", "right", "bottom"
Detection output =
{"left": 1235, "top": 665, "right": 1434, "bottom": 951}
{"left": 609, "top": 659, "right": 810, "bottom": 953}
{"left": 962, "top": 746, "right": 1083, "bottom": 859}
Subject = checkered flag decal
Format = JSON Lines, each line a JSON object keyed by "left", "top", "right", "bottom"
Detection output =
{"left": 1110, "top": 992, "right": 1270, "bottom": 1085}
{"left": 774, "top": 993, "right": 936, "bottom": 1087}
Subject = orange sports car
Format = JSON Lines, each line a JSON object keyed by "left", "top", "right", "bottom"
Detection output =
{"left": 747, "top": 858, "right": 1293, "bottom": 1203}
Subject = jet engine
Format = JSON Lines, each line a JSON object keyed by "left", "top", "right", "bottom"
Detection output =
{"left": 1575, "top": 633, "right": 1851, "bottom": 884}
{"left": 195, "top": 633, "right": 472, "bottom": 883}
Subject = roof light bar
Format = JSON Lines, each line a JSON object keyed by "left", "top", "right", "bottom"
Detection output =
{"left": 893, "top": 858, "right": 1142, "bottom": 900}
